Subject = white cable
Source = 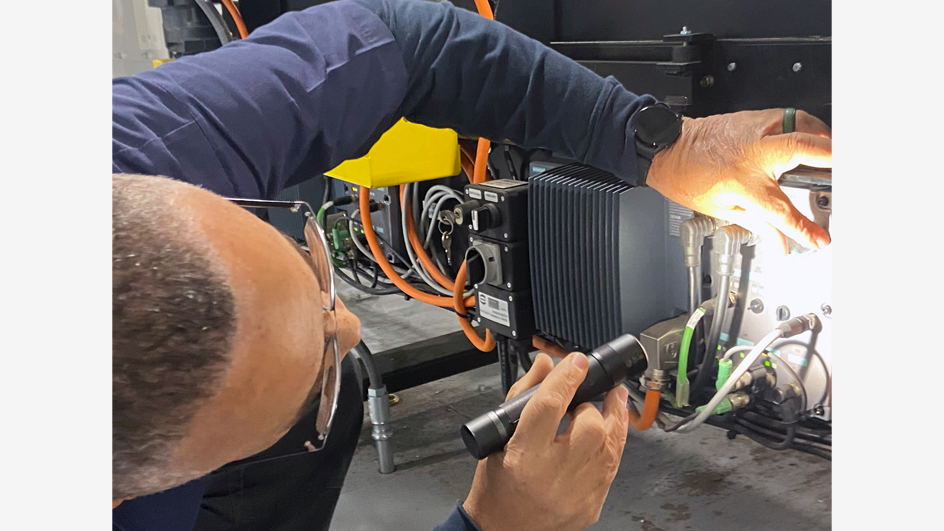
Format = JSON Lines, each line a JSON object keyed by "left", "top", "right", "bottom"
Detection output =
{"left": 400, "top": 184, "right": 462, "bottom": 296}
{"left": 677, "top": 329, "right": 784, "bottom": 433}
{"left": 722, "top": 345, "right": 754, "bottom": 362}
{"left": 347, "top": 219, "right": 416, "bottom": 280}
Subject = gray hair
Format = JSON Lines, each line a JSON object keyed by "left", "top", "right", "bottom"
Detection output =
{"left": 112, "top": 174, "right": 237, "bottom": 500}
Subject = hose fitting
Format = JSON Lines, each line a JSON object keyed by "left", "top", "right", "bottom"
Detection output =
{"left": 368, "top": 386, "right": 395, "bottom": 474}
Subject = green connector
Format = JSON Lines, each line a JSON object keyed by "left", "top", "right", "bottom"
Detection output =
{"left": 716, "top": 358, "right": 733, "bottom": 391}
{"left": 696, "top": 396, "right": 734, "bottom": 415}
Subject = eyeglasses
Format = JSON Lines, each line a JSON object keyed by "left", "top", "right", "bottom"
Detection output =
{"left": 226, "top": 198, "right": 340, "bottom": 453}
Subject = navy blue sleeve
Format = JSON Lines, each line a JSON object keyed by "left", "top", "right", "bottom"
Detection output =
{"left": 113, "top": 0, "right": 656, "bottom": 198}
{"left": 112, "top": 478, "right": 207, "bottom": 531}
{"left": 113, "top": 0, "right": 408, "bottom": 197}
{"left": 433, "top": 504, "right": 482, "bottom": 531}
{"left": 356, "top": 0, "right": 657, "bottom": 184}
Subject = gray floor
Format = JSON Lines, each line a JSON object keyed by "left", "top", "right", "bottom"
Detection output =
{"left": 332, "top": 282, "right": 831, "bottom": 531}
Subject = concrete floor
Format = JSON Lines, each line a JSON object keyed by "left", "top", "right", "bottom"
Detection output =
{"left": 332, "top": 282, "right": 832, "bottom": 531}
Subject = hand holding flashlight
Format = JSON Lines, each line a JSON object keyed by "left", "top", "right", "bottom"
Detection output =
{"left": 461, "top": 345, "right": 638, "bottom": 531}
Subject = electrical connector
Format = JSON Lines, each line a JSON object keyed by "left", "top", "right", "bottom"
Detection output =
{"left": 776, "top": 313, "right": 820, "bottom": 338}
{"left": 716, "top": 359, "right": 733, "bottom": 391}
{"left": 696, "top": 391, "right": 751, "bottom": 415}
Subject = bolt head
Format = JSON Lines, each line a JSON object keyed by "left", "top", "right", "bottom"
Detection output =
{"left": 500, "top": 196, "right": 505, "bottom": 201}
{"left": 699, "top": 75, "right": 714, "bottom": 88}
{"left": 750, "top": 299, "right": 765, "bottom": 314}
{"left": 813, "top": 405, "right": 825, "bottom": 416}
{"left": 512, "top": 331, "right": 517, "bottom": 337}
{"left": 504, "top": 246, "right": 509, "bottom": 252}
{"left": 503, "top": 233, "right": 509, "bottom": 238}
{"left": 727, "top": 62, "right": 737, "bottom": 71}
{"left": 816, "top": 195, "right": 830, "bottom": 208}
{"left": 508, "top": 296, "right": 514, "bottom": 302}
{"left": 506, "top": 282, "right": 512, "bottom": 288}
{"left": 776, "top": 306, "right": 791, "bottom": 321}
{"left": 792, "top": 62, "right": 803, "bottom": 72}
{"left": 821, "top": 304, "right": 832, "bottom": 316}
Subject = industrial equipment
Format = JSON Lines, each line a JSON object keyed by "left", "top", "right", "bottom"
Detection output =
{"left": 136, "top": 0, "right": 832, "bottom": 462}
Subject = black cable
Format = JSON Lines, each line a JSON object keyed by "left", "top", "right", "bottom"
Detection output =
{"left": 497, "top": 337, "right": 518, "bottom": 396}
{"left": 664, "top": 412, "right": 699, "bottom": 433}
{"left": 503, "top": 145, "right": 519, "bottom": 180}
{"left": 334, "top": 263, "right": 402, "bottom": 296}
{"left": 734, "top": 418, "right": 796, "bottom": 450}
{"left": 368, "top": 260, "right": 380, "bottom": 289}
{"left": 518, "top": 347, "right": 533, "bottom": 372}
{"left": 353, "top": 341, "right": 383, "bottom": 390}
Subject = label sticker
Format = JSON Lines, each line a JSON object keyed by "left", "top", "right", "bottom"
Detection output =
{"left": 484, "top": 191, "right": 499, "bottom": 202}
{"left": 686, "top": 308, "right": 705, "bottom": 329}
{"left": 667, "top": 201, "right": 694, "bottom": 237}
{"left": 467, "top": 188, "right": 482, "bottom": 199}
{"left": 479, "top": 292, "right": 511, "bottom": 327}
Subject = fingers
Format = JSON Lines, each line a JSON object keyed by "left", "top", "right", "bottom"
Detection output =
{"left": 794, "top": 109, "right": 832, "bottom": 139}
{"left": 600, "top": 385, "right": 630, "bottom": 461}
{"left": 506, "top": 353, "right": 554, "bottom": 400}
{"left": 733, "top": 184, "right": 831, "bottom": 249}
{"left": 761, "top": 132, "right": 832, "bottom": 173}
{"left": 512, "top": 352, "right": 590, "bottom": 449}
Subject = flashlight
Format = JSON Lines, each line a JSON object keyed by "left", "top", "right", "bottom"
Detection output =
{"left": 461, "top": 334, "right": 648, "bottom": 460}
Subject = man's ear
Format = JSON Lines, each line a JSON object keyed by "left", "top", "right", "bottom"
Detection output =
{"left": 113, "top": 499, "right": 125, "bottom": 509}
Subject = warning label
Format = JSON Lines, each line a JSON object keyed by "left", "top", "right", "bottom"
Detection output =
{"left": 479, "top": 292, "right": 511, "bottom": 327}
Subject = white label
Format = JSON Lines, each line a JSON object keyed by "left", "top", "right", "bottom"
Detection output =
{"left": 479, "top": 293, "right": 511, "bottom": 327}
{"left": 667, "top": 200, "right": 694, "bottom": 237}
{"left": 686, "top": 307, "right": 705, "bottom": 329}
{"left": 484, "top": 191, "right": 500, "bottom": 202}
{"left": 468, "top": 188, "right": 482, "bottom": 199}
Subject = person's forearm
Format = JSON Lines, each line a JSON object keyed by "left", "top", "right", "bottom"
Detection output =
{"left": 356, "top": 0, "right": 658, "bottom": 184}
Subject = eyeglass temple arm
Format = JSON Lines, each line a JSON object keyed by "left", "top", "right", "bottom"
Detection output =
{"left": 225, "top": 198, "right": 315, "bottom": 216}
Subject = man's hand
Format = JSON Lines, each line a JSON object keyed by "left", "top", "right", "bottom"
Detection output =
{"left": 647, "top": 108, "right": 832, "bottom": 252}
{"left": 462, "top": 352, "right": 630, "bottom": 531}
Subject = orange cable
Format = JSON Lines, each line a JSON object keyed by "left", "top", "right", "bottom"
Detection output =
{"left": 399, "top": 186, "right": 474, "bottom": 303}
{"left": 531, "top": 336, "right": 571, "bottom": 359}
{"left": 454, "top": 261, "right": 495, "bottom": 351}
{"left": 473, "top": 138, "right": 491, "bottom": 183}
{"left": 627, "top": 389, "right": 661, "bottom": 431}
{"left": 358, "top": 187, "right": 457, "bottom": 308}
{"left": 472, "top": 0, "right": 495, "bottom": 20}
{"left": 220, "top": 0, "right": 248, "bottom": 39}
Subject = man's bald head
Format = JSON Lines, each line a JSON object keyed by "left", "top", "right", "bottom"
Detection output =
{"left": 112, "top": 174, "right": 237, "bottom": 499}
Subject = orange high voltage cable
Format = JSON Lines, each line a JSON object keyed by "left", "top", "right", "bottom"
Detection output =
{"left": 220, "top": 0, "right": 248, "bottom": 39}
{"left": 627, "top": 389, "right": 661, "bottom": 431}
{"left": 359, "top": 187, "right": 457, "bottom": 308}
{"left": 454, "top": 261, "right": 495, "bottom": 351}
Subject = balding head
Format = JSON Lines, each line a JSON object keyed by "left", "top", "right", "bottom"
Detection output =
{"left": 112, "top": 174, "right": 237, "bottom": 499}
{"left": 112, "top": 174, "right": 361, "bottom": 502}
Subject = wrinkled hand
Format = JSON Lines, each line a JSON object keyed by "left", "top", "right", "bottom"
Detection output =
{"left": 647, "top": 108, "right": 832, "bottom": 252}
{"left": 462, "top": 352, "right": 630, "bottom": 531}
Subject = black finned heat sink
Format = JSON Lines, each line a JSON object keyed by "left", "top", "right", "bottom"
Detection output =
{"left": 528, "top": 164, "right": 686, "bottom": 350}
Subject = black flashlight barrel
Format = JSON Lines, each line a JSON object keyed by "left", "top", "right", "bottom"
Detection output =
{"left": 461, "top": 334, "right": 647, "bottom": 460}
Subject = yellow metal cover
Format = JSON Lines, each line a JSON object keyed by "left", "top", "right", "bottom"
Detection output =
{"left": 325, "top": 119, "right": 461, "bottom": 188}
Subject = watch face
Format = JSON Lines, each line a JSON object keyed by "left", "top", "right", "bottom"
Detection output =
{"left": 634, "top": 105, "right": 682, "bottom": 147}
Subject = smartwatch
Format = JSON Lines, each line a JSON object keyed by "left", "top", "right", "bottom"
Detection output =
{"left": 631, "top": 104, "right": 683, "bottom": 187}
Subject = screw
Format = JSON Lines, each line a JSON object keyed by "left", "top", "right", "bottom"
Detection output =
{"left": 699, "top": 75, "right": 715, "bottom": 88}
{"left": 503, "top": 233, "right": 509, "bottom": 238}
{"left": 750, "top": 299, "right": 765, "bottom": 314}
{"left": 792, "top": 62, "right": 802, "bottom": 73}
{"left": 680, "top": 26, "right": 691, "bottom": 35}
{"left": 474, "top": 283, "right": 479, "bottom": 289}
{"left": 512, "top": 331, "right": 517, "bottom": 337}
{"left": 500, "top": 196, "right": 505, "bottom": 201}
{"left": 506, "top": 282, "right": 512, "bottom": 288}
{"left": 816, "top": 196, "right": 830, "bottom": 208}
{"left": 813, "top": 405, "right": 825, "bottom": 416}
{"left": 508, "top": 296, "right": 514, "bottom": 302}
{"left": 504, "top": 246, "right": 509, "bottom": 252}
{"left": 776, "top": 306, "right": 791, "bottom": 321}
{"left": 821, "top": 304, "right": 832, "bottom": 316}
{"left": 469, "top": 237, "right": 474, "bottom": 242}
{"left": 727, "top": 62, "right": 737, "bottom": 71}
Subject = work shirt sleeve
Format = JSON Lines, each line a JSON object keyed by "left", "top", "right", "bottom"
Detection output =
{"left": 433, "top": 503, "right": 483, "bottom": 531}
{"left": 112, "top": 0, "right": 657, "bottom": 198}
